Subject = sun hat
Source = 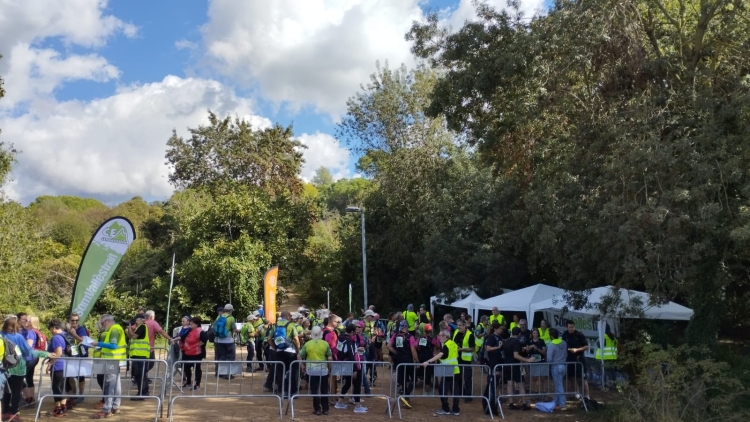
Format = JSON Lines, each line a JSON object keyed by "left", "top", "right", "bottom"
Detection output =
{"left": 224, "top": 304, "right": 234, "bottom": 311}
{"left": 364, "top": 310, "right": 376, "bottom": 317}
{"left": 247, "top": 314, "right": 257, "bottom": 321}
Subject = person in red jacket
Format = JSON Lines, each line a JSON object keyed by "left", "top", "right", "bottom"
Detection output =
{"left": 180, "top": 317, "right": 207, "bottom": 390}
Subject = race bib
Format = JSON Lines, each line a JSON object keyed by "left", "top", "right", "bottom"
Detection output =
{"left": 337, "top": 342, "right": 344, "bottom": 352}
{"left": 395, "top": 336, "right": 404, "bottom": 348}
{"left": 418, "top": 338, "right": 428, "bottom": 347}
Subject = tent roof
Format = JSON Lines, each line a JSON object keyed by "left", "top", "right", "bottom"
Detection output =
{"left": 530, "top": 286, "right": 694, "bottom": 321}
{"left": 451, "top": 291, "right": 484, "bottom": 308}
{"left": 474, "top": 284, "right": 565, "bottom": 313}
{"left": 430, "top": 287, "right": 477, "bottom": 306}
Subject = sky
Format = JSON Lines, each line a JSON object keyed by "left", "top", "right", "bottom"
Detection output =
{"left": 0, "top": 0, "right": 547, "bottom": 205}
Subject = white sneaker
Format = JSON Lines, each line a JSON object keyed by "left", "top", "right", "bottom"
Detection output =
{"left": 334, "top": 403, "right": 348, "bottom": 409}
{"left": 349, "top": 398, "right": 365, "bottom": 404}
{"left": 434, "top": 410, "right": 451, "bottom": 415}
{"left": 354, "top": 406, "right": 368, "bottom": 413}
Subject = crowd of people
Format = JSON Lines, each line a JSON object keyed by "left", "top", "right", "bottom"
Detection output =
{"left": 0, "top": 302, "right": 601, "bottom": 420}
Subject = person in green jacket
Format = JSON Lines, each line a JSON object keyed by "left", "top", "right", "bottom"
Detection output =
{"left": 240, "top": 315, "right": 257, "bottom": 372}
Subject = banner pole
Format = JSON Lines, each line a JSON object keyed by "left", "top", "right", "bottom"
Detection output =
{"left": 165, "top": 253, "right": 176, "bottom": 336}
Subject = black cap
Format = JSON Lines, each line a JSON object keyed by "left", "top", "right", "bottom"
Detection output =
{"left": 511, "top": 327, "right": 521, "bottom": 336}
{"left": 217, "top": 306, "right": 224, "bottom": 312}
{"left": 134, "top": 314, "right": 145, "bottom": 320}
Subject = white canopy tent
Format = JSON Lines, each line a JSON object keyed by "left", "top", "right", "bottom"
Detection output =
{"left": 529, "top": 286, "right": 694, "bottom": 321}
{"left": 430, "top": 288, "right": 486, "bottom": 321}
{"left": 531, "top": 286, "right": 694, "bottom": 375}
{"left": 474, "top": 284, "right": 566, "bottom": 321}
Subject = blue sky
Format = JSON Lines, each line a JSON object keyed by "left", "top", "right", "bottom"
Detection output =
{"left": 0, "top": 0, "right": 548, "bottom": 204}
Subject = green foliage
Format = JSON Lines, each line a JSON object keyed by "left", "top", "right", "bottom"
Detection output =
{"left": 407, "top": 0, "right": 750, "bottom": 344}
{"left": 312, "top": 167, "right": 334, "bottom": 187}
{"left": 165, "top": 111, "right": 305, "bottom": 196}
{"left": 614, "top": 344, "right": 747, "bottom": 422}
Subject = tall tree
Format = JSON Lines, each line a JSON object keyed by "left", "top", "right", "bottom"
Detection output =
{"left": 408, "top": 0, "right": 750, "bottom": 344}
{"left": 312, "top": 167, "right": 334, "bottom": 187}
{"left": 165, "top": 111, "right": 305, "bottom": 195}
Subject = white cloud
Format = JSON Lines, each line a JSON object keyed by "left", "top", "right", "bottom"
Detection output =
{"left": 1, "top": 76, "right": 270, "bottom": 204}
{"left": 296, "top": 132, "right": 352, "bottom": 182}
{"left": 0, "top": 0, "right": 136, "bottom": 108}
{"left": 199, "top": 0, "right": 543, "bottom": 118}
{"left": 175, "top": 39, "right": 198, "bottom": 51}
{"left": 444, "top": 0, "right": 544, "bottom": 30}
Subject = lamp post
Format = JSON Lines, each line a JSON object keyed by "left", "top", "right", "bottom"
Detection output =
{"left": 345, "top": 206, "right": 368, "bottom": 310}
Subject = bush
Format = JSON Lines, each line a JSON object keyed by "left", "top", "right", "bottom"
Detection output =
{"left": 612, "top": 344, "right": 747, "bottom": 422}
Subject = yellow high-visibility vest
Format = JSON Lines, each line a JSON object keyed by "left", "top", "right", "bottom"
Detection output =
{"left": 595, "top": 334, "right": 618, "bottom": 360}
{"left": 129, "top": 324, "right": 150, "bottom": 358}
{"left": 452, "top": 329, "right": 474, "bottom": 361}
{"left": 101, "top": 325, "right": 127, "bottom": 361}
{"left": 440, "top": 340, "right": 461, "bottom": 375}
{"left": 489, "top": 314, "right": 505, "bottom": 326}
{"left": 538, "top": 327, "right": 550, "bottom": 342}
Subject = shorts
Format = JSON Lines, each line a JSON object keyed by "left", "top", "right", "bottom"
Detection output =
{"left": 502, "top": 365, "right": 522, "bottom": 383}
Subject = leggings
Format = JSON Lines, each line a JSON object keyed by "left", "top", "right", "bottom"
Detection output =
{"left": 51, "top": 370, "right": 66, "bottom": 402}
{"left": 340, "top": 370, "right": 362, "bottom": 403}
{"left": 182, "top": 354, "right": 203, "bottom": 386}
{"left": 25, "top": 357, "right": 39, "bottom": 387}
{"left": 2, "top": 374, "right": 25, "bottom": 415}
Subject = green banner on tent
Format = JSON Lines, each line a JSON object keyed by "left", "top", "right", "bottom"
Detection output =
{"left": 69, "top": 217, "right": 136, "bottom": 323}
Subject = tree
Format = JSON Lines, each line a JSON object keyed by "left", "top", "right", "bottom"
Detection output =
{"left": 312, "top": 167, "right": 334, "bottom": 187}
{"left": 165, "top": 111, "right": 305, "bottom": 196}
{"left": 408, "top": 0, "right": 750, "bottom": 345}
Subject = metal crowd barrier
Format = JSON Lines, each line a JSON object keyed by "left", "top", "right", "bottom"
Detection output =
{"left": 394, "top": 362, "right": 495, "bottom": 419}
{"left": 167, "top": 359, "right": 286, "bottom": 421}
{"left": 286, "top": 360, "right": 393, "bottom": 420}
{"left": 492, "top": 361, "right": 588, "bottom": 419}
{"left": 33, "top": 357, "right": 168, "bottom": 422}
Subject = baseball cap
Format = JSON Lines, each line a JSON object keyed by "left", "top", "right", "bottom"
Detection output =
{"left": 354, "top": 320, "right": 364, "bottom": 328}
{"left": 420, "top": 304, "right": 426, "bottom": 309}
{"left": 134, "top": 314, "right": 145, "bottom": 321}
{"left": 407, "top": 304, "right": 414, "bottom": 311}
{"left": 291, "top": 312, "right": 301, "bottom": 320}
{"left": 252, "top": 310, "right": 260, "bottom": 317}
{"left": 511, "top": 327, "right": 521, "bottom": 336}
{"left": 224, "top": 304, "right": 234, "bottom": 311}
{"left": 311, "top": 326, "right": 323, "bottom": 339}
{"left": 424, "top": 324, "right": 432, "bottom": 332}
{"left": 364, "top": 310, "right": 376, "bottom": 317}
{"left": 217, "top": 306, "right": 224, "bottom": 312}
{"left": 247, "top": 314, "right": 257, "bottom": 321}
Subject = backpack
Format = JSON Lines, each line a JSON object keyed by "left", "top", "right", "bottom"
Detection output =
{"left": 393, "top": 333, "right": 412, "bottom": 359}
{"left": 273, "top": 321, "right": 290, "bottom": 350}
{"left": 1, "top": 335, "right": 21, "bottom": 370}
{"left": 207, "top": 325, "right": 215, "bottom": 343}
{"left": 213, "top": 315, "right": 230, "bottom": 339}
{"left": 336, "top": 335, "right": 355, "bottom": 362}
{"left": 58, "top": 333, "right": 78, "bottom": 357}
{"left": 32, "top": 328, "right": 48, "bottom": 351}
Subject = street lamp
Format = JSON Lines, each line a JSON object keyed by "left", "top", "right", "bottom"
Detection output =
{"left": 345, "top": 206, "right": 368, "bottom": 309}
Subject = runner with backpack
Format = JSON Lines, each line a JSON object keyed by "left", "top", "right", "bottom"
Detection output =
{"left": 269, "top": 311, "right": 300, "bottom": 397}
{"left": 213, "top": 304, "right": 238, "bottom": 379}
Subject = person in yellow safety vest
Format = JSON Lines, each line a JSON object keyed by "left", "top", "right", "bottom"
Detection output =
{"left": 125, "top": 314, "right": 151, "bottom": 398}
{"left": 403, "top": 304, "right": 419, "bottom": 334}
{"left": 451, "top": 320, "right": 475, "bottom": 403}
{"left": 418, "top": 304, "right": 431, "bottom": 325}
{"left": 422, "top": 330, "right": 461, "bottom": 416}
{"left": 489, "top": 307, "right": 506, "bottom": 326}
{"left": 90, "top": 314, "right": 127, "bottom": 418}
{"left": 595, "top": 328, "right": 618, "bottom": 361}
{"left": 537, "top": 320, "right": 551, "bottom": 342}
{"left": 474, "top": 315, "right": 489, "bottom": 352}
{"left": 509, "top": 314, "right": 520, "bottom": 332}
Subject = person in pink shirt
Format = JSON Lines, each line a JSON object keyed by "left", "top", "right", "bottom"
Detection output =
{"left": 144, "top": 311, "right": 173, "bottom": 373}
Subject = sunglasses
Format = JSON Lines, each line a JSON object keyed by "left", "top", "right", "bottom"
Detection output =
{"left": 70, "top": 319, "right": 79, "bottom": 322}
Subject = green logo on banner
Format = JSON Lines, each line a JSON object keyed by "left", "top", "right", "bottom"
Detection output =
{"left": 102, "top": 222, "right": 128, "bottom": 244}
